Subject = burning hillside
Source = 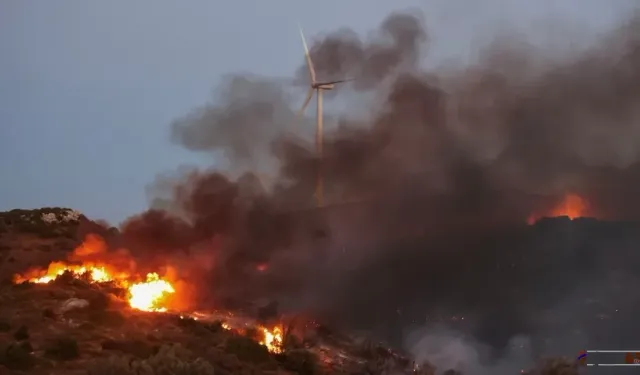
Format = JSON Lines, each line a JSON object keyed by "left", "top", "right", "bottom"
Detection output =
{"left": 17, "top": 266, "right": 175, "bottom": 313}
{"left": 1, "top": 205, "right": 618, "bottom": 375}
{"left": 13, "top": 234, "right": 178, "bottom": 313}
{"left": 2, "top": 216, "right": 589, "bottom": 375}
{"left": 2, "top": 4, "right": 640, "bottom": 374}
{"left": 10, "top": 234, "right": 288, "bottom": 354}
{"left": 1, "top": 230, "right": 425, "bottom": 374}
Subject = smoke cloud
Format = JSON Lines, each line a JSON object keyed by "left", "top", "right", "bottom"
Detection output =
{"left": 118, "top": 8, "right": 640, "bottom": 371}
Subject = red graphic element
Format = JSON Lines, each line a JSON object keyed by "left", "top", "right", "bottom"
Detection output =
{"left": 624, "top": 352, "right": 640, "bottom": 364}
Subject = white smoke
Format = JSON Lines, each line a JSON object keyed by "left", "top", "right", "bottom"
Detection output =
{"left": 406, "top": 325, "right": 534, "bottom": 374}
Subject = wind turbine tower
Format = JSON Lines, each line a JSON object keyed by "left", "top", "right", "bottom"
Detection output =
{"left": 297, "top": 25, "right": 352, "bottom": 208}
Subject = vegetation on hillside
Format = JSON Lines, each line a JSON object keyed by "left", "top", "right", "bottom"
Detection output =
{"left": 0, "top": 207, "right": 84, "bottom": 239}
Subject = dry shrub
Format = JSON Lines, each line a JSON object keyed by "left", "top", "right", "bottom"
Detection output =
{"left": 44, "top": 335, "right": 79, "bottom": 360}
{"left": 207, "top": 348, "right": 244, "bottom": 375}
{"left": 87, "top": 343, "right": 215, "bottom": 375}
{"left": 176, "top": 316, "right": 218, "bottom": 337}
{"left": 277, "top": 349, "right": 320, "bottom": 375}
{"left": 13, "top": 324, "right": 29, "bottom": 340}
{"left": 101, "top": 338, "right": 154, "bottom": 358}
{"left": 224, "top": 335, "right": 271, "bottom": 364}
{"left": 88, "top": 309, "right": 126, "bottom": 327}
{"left": 0, "top": 341, "right": 35, "bottom": 370}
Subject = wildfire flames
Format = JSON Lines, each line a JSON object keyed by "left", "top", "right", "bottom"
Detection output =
{"left": 527, "top": 193, "right": 590, "bottom": 224}
{"left": 182, "top": 315, "right": 284, "bottom": 353}
{"left": 13, "top": 262, "right": 175, "bottom": 313}
{"left": 12, "top": 234, "right": 284, "bottom": 353}
{"left": 12, "top": 234, "right": 179, "bottom": 312}
{"left": 128, "top": 273, "right": 175, "bottom": 312}
{"left": 260, "top": 326, "right": 283, "bottom": 354}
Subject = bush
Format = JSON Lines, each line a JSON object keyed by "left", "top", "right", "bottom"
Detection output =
{"left": 0, "top": 341, "right": 35, "bottom": 370}
{"left": 224, "top": 335, "right": 271, "bottom": 364}
{"left": 38, "top": 230, "right": 61, "bottom": 239}
{"left": 205, "top": 320, "right": 224, "bottom": 334}
{"left": 277, "top": 349, "right": 320, "bottom": 375}
{"left": 43, "top": 308, "right": 56, "bottom": 319}
{"left": 44, "top": 335, "right": 79, "bottom": 360}
{"left": 89, "top": 310, "right": 126, "bottom": 327}
{"left": 87, "top": 343, "right": 215, "bottom": 375}
{"left": 0, "top": 320, "right": 10, "bottom": 332}
{"left": 13, "top": 325, "right": 29, "bottom": 340}
{"left": 243, "top": 327, "right": 259, "bottom": 341}
{"left": 86, "top": 290, "right": 111, "bottom": 310}
{"left": 101, "top": 339, "right": 154, "bottom": 359}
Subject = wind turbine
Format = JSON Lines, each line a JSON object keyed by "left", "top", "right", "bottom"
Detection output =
{"left": 297, "top": 25, "right": 352, "bottom": 208}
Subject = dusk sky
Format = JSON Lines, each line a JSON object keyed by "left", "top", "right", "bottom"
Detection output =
{"left": 1, "top": 0, "right": 636, "bottom": 224}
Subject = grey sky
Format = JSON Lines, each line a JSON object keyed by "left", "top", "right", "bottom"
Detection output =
{"left": 0, "top": 0, "right": 636, "bottom": 224}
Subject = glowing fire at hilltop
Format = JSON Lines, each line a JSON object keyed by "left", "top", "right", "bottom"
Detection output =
{"left": 13, "top": 235, "right": 176, "bottom": 312}
{"left": 527, "top": 193, "right": 590, "bottom": 224}
{"left": 14, "top": 264, "right": 175, "bottom": 312}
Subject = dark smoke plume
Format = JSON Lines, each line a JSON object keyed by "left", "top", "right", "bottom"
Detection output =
{"left": 120, "top": 9, "right": 640, "bottom": 371}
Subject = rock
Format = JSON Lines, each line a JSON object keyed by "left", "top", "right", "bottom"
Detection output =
{"left": 59, "top": 297, "right": 90, "bottom": 314}
{"left": 13, "top": 324, "right": 29, "bottom": 340}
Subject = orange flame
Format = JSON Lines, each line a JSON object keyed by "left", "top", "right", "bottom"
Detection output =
{"left": 527, "top": 193, "right": 589, "bottom": 224}
{"left": 549, "top": 193, "right": 588, "bottom": 219}
{"left": 14, "top": 265, "right": 175, "bottom": 312}
{"left": 13, "top": 236, "right": 176, "bottom": 313}
{"left": 259, "top": 325, "right": 283, "bottom": 353}
{"left": 13, "top": 262, "right": 128, "bottom": 284}
{"left": 128, "top": 273, "right": 175, "bottom": 312}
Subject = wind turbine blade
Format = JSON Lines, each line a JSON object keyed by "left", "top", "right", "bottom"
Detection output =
{"left": 320, "top": 78, "right": 355, "bottom": 85}
{"left": 298, "top": 88, "right": 314, "bottom": 117}
{"left": 298, "top": 24, "right": 317, "bottom": 84}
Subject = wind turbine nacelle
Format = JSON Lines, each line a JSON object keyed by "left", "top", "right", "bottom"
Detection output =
{"left": 317, "top": 83, "right": 335, "bottom": 90}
